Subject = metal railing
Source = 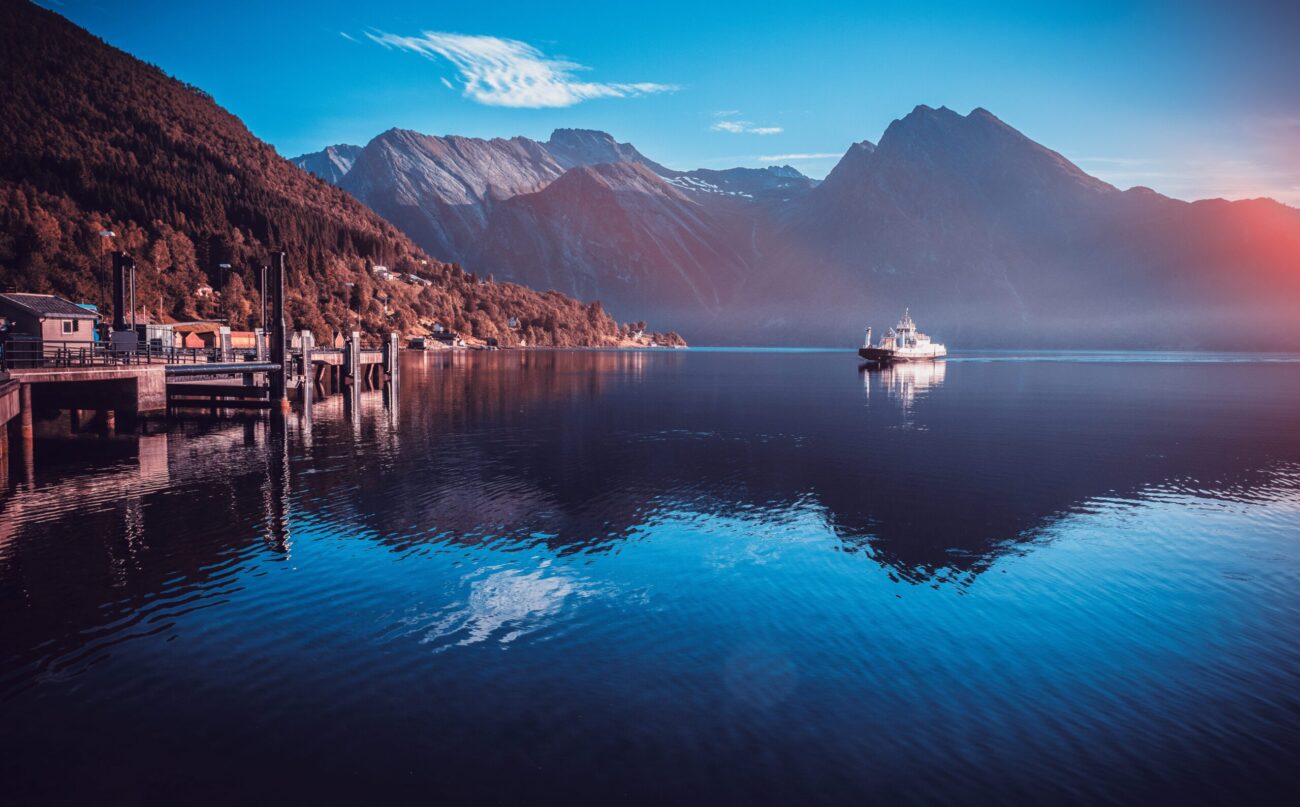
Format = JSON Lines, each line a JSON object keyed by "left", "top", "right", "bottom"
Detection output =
{"left": 1, "top": 336, "right": 388, "bottom": 370}
{"left": 0, "top": 338, "right": 262, "bottom": 370}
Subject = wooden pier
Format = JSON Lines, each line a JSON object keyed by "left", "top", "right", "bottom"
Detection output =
{"left": 1, "top": 251, "right": 401, "bottom": 475}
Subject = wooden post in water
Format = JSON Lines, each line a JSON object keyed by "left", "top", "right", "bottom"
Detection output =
{"left": 19, "top": 382, "right": 33, "bottom": 442}
{"left": 18, "top": 383, "right": 33, "bottom": 480}
{"left": 268, "top": 252, "right": 289, "bottom": 412}
{"left": 383, "top": 331, "right": 399, "bottom": 425}
{"left": 384, "top": 331, "right": 400, "bottom": 384}
{"left": 300, "top": 330, "right": 314, "bottom": 408}
{"left": 345, "top": 331, "right": 360, "bottom": 386}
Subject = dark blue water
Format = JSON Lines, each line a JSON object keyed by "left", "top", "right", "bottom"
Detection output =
{"left": 2, "top": 350, "right": 1299, "bottom": 805}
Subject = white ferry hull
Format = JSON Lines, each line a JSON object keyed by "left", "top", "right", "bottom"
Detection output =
{"left": 858, "top": 345, "right": 947, "bottom": 363}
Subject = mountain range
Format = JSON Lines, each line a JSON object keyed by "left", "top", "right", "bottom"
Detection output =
{"left": 2, "top": 0, "right": 1293, "bottom": 351}
{"left": 296, "top": 110, "right": 1300, "bottom": 348}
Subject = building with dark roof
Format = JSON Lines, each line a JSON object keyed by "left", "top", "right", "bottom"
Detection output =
{"left": 0, "top": 293, "right": 99, "bottom": 346}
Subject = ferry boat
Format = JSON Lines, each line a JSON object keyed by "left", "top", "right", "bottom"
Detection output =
{"left": 859, "top": 309, "right": 947, "bottom": 363}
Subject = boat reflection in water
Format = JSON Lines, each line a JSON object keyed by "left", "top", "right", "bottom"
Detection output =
{"left": 862, "top": 357, "right": 947, "bottom": 412}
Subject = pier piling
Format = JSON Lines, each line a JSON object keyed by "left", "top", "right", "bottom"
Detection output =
{"left": 345, "top": 332, "right": 360, "bottom": 385}
{"left": 20, "top": 382, "right": 33, "bottom": 442}
{"left": 299, "top": 330, "right": 314, "bottom": 408}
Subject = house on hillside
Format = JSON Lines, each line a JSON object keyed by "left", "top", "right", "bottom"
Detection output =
{"left": 430, "top": 329, "right": 465, "bottom": 347}
{"left": 0, "top": 293, "right": 99, "bottom": 345}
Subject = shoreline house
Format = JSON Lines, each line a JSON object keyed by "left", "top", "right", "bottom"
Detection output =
{"left": 0, "top": 292, "right": 99, "bottom": 345}
{"left": 144, "top": 321, "right": 258, "bottom": 353}
{"left": 167, "top": 321, "right": 258, "bottom": 351}
{"left": 429, "top": 323, "right": 466, "bottom": 348}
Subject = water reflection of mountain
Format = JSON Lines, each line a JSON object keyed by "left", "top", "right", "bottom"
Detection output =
{"left": 316, "top": 353, "right": 1300, "bottom": 582}
{"left": 3, "top": 352, "right": 1299, "bottom": 689}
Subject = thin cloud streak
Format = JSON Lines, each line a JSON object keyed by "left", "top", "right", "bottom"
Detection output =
{"left": 759, "top": 152, "right": 840, "bottom": 161}
{"left": 1077, "top": 152, "right": 1300, "bottom": 205}
{"left": 711, "top": 117, "right": 783, "bottom": 135}
{"left": 365, "top": 30, "right": 677, "bottom": 108}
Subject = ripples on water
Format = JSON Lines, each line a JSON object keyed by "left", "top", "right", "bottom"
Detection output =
{"left": 1, "top": 350, "right": 1298, "bottom": 804}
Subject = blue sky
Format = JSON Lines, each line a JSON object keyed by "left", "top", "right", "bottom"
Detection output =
{"left": 40, "top": 0, "right": 1300, "bottom": 204}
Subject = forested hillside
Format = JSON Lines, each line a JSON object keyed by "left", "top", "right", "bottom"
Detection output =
{"left": 0, "top": 0, "right": 678, "bottom": 347}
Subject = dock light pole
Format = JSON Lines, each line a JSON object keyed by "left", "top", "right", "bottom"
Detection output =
{"left": 97, "top": 230, "right": 115, "bottom": 315}
{"left": 217, "top": 263, "right": 232, "bottom": 335}
{"left": 344, "top": 281, "right": 358, "bottom": 334}
{"left": 268, "top": 251, "right": 289, "bottom": 412}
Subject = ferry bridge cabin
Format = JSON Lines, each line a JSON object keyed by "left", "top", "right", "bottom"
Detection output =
{"left": 0, "top": 293, "right": 98, "bottom": 347}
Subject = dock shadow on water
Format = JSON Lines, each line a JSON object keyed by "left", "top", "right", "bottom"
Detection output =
{"left": 2, "top": 350, "right": 1299, "bottom": 804}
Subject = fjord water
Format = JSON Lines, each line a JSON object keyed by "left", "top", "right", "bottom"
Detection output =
{"left": 2, "top": 350, "right": 1298, "bottom": 804}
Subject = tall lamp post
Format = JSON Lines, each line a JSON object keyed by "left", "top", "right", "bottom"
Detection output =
{"left": 97, "top": 230, "right": 115, "bottom": 325}
{"left": 344, "top": 282, "right": 357, "bottom": 335}
{"left": 260, "top": 265, "right": 269, "bottom": 332}
{"left": 217, "top": 262, "right": 232, "bottom": 322}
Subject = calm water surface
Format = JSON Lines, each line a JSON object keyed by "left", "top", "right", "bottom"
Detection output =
{"left": 2, "top": 350, "right": 1298, "bottom": 804}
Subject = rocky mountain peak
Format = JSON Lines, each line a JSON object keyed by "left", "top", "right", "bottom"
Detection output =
{"left": 543, "top": 161, "right": 686, "bottom": 202}
{"left": 290, "top": 143, "right": 363, "bottom": 184}
{"left": 863, "top": 105, "right": 1115, "bottom": 198}
{"left": 545, "top": 128, "right": 668, "bottom": 173}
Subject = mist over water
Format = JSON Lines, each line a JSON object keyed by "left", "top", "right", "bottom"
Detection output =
{"left": 2, "top": 350, "right": 1299, "bottom": 804}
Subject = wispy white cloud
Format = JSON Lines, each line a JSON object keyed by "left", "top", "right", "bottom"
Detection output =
{"left": 711, "top": 118, "right": 783, "bottom": 135}
{"left": 1074, "top": 156, "right": 1151, "bottom": 167}
{"left": 713, "top": 109, "right": 742, "bottom": 117}
{"left": 365, "top": 30, "right": 677, "bottom": 108}
{"left": 759, "top": 152, "right": 840, "bottom": 161}
{"left": 339, "top": 31, "right": 360, "bottom": 44}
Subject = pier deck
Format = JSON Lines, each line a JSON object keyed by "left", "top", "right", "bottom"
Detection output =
{"left": 1, "top": 331, "right": 400, "bottom": 473}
